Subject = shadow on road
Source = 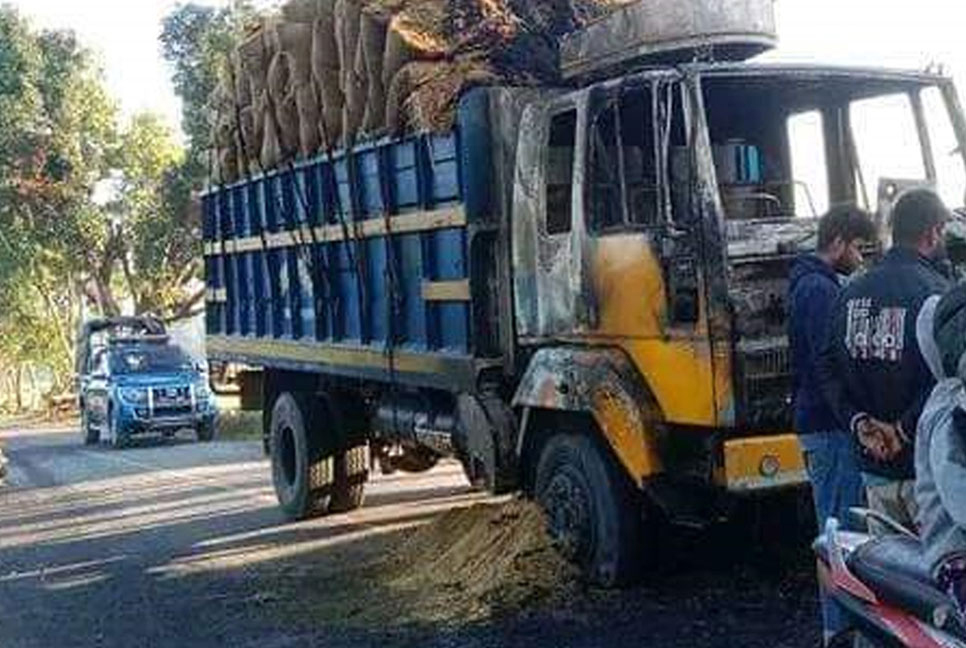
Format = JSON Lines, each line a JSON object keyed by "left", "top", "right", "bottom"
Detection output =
{"left": 0, "top": 424, "right": 820, "bottom": 648}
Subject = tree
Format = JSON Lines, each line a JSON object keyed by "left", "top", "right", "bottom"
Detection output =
{"left": 0, "top": 6, "right": 114, "bottom": 395}
{"left": 160, "top": 1, "right": 258, "bottom": 188}
{"left": 110, "top": 112, "right": 205, "bottom": 319}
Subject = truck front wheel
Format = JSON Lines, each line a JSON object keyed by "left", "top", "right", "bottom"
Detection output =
{"left": 270, "top": 392, "right": 333, "bottom": 520}
{"left": 534, "top": 433, "right": 643, "bottom": 587}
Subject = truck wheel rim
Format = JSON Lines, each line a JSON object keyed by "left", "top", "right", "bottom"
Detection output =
{"left": 543, "top": 466, "right": 593, "bottom": 563}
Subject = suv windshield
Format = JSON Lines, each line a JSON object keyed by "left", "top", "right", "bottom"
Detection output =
{"left": 110, "top": 345, "right": 194, "bottom": 375}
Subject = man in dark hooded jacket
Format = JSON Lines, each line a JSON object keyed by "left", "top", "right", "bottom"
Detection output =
{"left": 818, "top": 188, "right": 953, "bottom": 535}
{"left": 788, "top": 205, "right": 875, "bottom": 646}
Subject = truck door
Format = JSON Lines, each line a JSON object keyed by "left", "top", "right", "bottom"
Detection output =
{"left": 511, "top": 99, "right": 582, "bottom": 339}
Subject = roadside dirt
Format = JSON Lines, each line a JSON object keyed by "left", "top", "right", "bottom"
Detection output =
{"left": 273, "top": 498, "right": 582, "bottom": 629}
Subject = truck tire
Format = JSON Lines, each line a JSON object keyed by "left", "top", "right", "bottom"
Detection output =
{"left": 81, "top": 408, "right": 99, "bottom": 445}
{"left": 534, "top": 432, "right": 643, "bottom": 587}
{"left": 329, "top": 444, "right": 369, "bottom": 513}
{"left": 270, "top": 392, "right": 333, "bottom": 520}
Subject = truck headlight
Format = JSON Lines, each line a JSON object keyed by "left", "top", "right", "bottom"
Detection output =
{"left": 119, "top": 387, "right": 148, "bottom": 404}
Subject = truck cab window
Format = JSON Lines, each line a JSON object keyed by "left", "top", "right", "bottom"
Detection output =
{"left": 922, "top": 86, "right": 966, "bottom": 209}
{"left": 787, "top": 110, "right": 829, "bottom": 217}
{"left": 850, "top": 93, "right": 925, "bottom": 209}
{"left": 588, "top": 88, "right": 659, "bottom": 232}
{"left": 546, "top": 110, "right": 577, "bottom": 235}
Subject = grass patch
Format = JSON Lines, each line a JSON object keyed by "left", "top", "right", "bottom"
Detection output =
{"left": 217, "top": 409, "right": 262, "bottom": 441}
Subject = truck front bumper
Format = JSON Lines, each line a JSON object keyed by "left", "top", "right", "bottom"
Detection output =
{"left": 713, "top": 433, "right": 807, "bottom": 492}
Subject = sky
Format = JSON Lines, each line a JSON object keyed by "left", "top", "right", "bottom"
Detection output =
{"left": 7, "top": 0, "right": 966, "bottom": 137}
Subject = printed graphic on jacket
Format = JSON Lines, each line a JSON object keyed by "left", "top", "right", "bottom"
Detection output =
{"left": 845, "top": 298, "right": 907, "bottom": 362}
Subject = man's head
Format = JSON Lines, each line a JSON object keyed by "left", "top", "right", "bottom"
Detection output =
{"left": 817, "top": 205, "right": 876, "bottom": 274}
{"left": 891, "top": 188, "right": 951, "bottom": 259}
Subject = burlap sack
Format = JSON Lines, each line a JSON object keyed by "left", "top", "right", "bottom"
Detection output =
{"left": 238, "top": 105, "right": 258, "bottom": 160}
{"left": 381, "top": 23, "right": 414, "bottom": 90}
{"left": 334, "top": 0, "right": 361, "bottom": 94}
{"left": 296, "top": 83, "right": 322, "bottom": 156}
{"left": 267, "top": 51, "right": 293, "bottom": 103}
{"left": 281, "top": 0, "right": 319, "bottom": 23}
{"left": 316, "top": 67, "right": 343, "bottom": 148}
{"left": 217, "top": 146, "right": 239, "bottom": 184}
{"left": 340, "top": 30, "right": 368, "bottom": 146}
{"left": 359, "top": 11, "right": 388, "bottom": 134}
{"left": 311, "top": 5, "right": 339, "bottom": 72}
{"left": 275, "top": 88, "right": 302, "bottom": 157}
{"left": 213, "top": 111, "right": 236, "bottom": 149}
{"left": 238, "top": 28, "right": 269, "bottom": 98}
{"left": 268, "top": 21, "right": 313, "bottom": 87}
{"left": 311, "top": 9, "right": 343, "bottom": 130}
{"left": 231, "top": 52, "right": 252, "bottom": 108}
{"left": 261, "top": 104, "right": 282, "bottom": 169}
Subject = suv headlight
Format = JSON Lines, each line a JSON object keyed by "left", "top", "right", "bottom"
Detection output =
{"left": 119, "top": 387, "right": 148, "bottom": 404}
{"left": 195, "top": 383, "right": 211, "bottom": 402}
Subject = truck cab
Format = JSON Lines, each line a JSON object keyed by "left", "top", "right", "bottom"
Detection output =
{"left": 511, "top": 63, "right": 966, "bottom": 493}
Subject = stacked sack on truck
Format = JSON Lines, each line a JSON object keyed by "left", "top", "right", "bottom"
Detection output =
{"left": 209, "top": 0, "right": 634, "bottom": 184}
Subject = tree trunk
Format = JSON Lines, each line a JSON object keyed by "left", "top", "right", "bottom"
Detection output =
{"left": 14, "top": 364, "right": 23, "bottom": 413}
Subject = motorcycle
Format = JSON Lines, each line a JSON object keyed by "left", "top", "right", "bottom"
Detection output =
{"left": 815, "top": 511, "right": 966, "bottom": 647}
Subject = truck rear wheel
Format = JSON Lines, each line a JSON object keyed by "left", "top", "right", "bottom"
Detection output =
{"left": 534, "top": 432, "right": 643, "bottom": 587}
{"left": 270, "top": 392, "right": 333, "bottom": 520}
{"left": 329, "top": 444, "right": 369, "bottom": 513}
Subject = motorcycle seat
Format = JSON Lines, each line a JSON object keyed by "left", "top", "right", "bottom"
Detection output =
{"left": 847, "top": 535, "right": 962, "bottom": 631}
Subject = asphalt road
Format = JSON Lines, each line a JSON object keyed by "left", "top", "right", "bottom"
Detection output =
{"left": 0, "top": 422, "right": 821, "bottom": 648}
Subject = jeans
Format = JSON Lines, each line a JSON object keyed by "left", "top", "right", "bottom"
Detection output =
{"left": 801, "top": 431, "right": 866, "bottom": 644}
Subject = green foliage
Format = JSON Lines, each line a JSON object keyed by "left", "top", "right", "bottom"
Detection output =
{"left": 0, "top": 6, "right": 205, "bottom": 399}
{"left": 110, "top": 112, "right": 205, "bottom": 317}
{"left": 161, "top": 1, "right": 258, "bottom": 186}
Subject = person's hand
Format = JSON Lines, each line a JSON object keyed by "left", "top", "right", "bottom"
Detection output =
{"left": 856, "top": 417, "right": 903, "bottom": 461}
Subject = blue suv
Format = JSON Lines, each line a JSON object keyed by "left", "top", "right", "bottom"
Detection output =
{"left": 81, "top": 340, "right": 217, "bottom": 447}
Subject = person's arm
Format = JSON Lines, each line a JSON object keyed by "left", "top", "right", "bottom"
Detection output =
{"left": 931, "top": 408, "right": 966, "bottom": 527}
{"left": 898, "top": 386, "right": 933, "bottom": 445}
{"left": 897, "top": 294, "right": 945, "bottom": 443}
{"left": 816, "top": 292, "right": 864, "bottom": 432}
{"left": 800, "top": 277, "right": 836, "bottom": 361}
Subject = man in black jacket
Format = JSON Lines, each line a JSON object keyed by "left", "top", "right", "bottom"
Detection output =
{"left": 788, "top": 206, "right": 876, "bottom": 646}
{"left": 819, "top": 188, "right": 953, "bottom": 534}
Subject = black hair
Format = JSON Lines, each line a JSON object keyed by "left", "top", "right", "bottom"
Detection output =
{"left": 892, "top": 188, "right": 949, "bottom": 248}
{"left": 817, "top": 205, "right": 876, "bottom": 251}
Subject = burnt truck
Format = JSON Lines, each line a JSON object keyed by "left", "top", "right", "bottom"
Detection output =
{"left": 202, "top": 2, "right": 966, "bottom": 585}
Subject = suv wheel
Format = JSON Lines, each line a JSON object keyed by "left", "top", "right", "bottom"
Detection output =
{"left": 81, "top": 407, "right": 99, "bottom": 445}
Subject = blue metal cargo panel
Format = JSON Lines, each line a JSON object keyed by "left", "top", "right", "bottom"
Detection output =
{"left": 203, "top": 95, "right": 493, "bottom": 388}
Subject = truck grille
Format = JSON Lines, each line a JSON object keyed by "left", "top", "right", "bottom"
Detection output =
{"left": 736, "top": 338, "right": 792, "bottom": 429}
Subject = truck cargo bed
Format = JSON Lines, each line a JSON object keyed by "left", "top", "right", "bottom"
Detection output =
{"left": 202, "top": 92, "right": 505, "bottom": 391}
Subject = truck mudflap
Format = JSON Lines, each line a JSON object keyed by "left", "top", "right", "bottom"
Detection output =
{"left": 513, "top": 347, "right": 663, "bottom": 486}
{"left": 714, "top": 433, "right": 807, "bottom": 492}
